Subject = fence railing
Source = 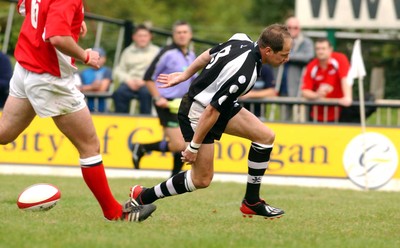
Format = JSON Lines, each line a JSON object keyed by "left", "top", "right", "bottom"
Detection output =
{"left": 239, "top": 97, "right": 400, "bottom": 127}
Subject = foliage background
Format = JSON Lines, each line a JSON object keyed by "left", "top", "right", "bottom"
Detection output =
{"left": 83, "top": 0, "right": 294, "bottom": 42}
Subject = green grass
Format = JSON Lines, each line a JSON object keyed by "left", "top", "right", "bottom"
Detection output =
{"left": 1, "top": 174, "right": 399, "bottom": 248}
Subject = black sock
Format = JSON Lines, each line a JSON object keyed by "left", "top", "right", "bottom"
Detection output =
{"left": 143, "top": 140, "right": 169, "bottom": 152}
{"left": 171, "top": 152, "right": 184, "bottom": 177}
{"left": 140, "top": 170, "right": 196, "bottom": 204}
{"left": 245, "top": 142, "right": 273, "bottom": 204}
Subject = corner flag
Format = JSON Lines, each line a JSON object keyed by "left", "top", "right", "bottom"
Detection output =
{"left": 347, "top": 39, "right": 369, "bottom": 190}
{"left": 347, "top": 39, "right": 366, "bottom": 86}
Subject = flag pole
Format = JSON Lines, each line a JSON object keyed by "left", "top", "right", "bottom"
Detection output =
{"left": 354, "top": 40, "right": 368, "bottom": 190}
{"left": 357, "top": 75, "right": 368, "bottom": 190}
{"left": 358, "top": 77, "right": 367, "bottom": 134}
{"left": 348, "top": 39, "right": 368, "bottom": 190}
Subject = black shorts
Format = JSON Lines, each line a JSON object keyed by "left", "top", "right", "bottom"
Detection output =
{"left": 154, "top": 103, "right": 179, "bottom": 128}
{"left": 178, "top": 94, "right": 242, "bottom": 144}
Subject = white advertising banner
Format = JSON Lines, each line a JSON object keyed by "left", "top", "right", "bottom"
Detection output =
{"left": 296, "top": 0, "right": 400, "bottom": 29}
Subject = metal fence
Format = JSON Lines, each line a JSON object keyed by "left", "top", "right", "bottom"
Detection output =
{"left": 239, "top": 97, "right": 400, "bottom": 127}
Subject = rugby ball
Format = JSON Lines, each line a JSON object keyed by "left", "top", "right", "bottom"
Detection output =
{"left": 17, "top": 183, "right": 61, "bottom": 211}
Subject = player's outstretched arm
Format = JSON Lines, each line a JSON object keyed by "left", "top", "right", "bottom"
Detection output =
{"left": 49, "top": 35, "right": 99, "bottom": 69}
{"left": 158, "top": 49, "right": 212, "bottom": 88}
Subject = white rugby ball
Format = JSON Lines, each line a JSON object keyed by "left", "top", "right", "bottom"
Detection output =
{"left": 17, "top": 183, "right": 61, "bottom": 211}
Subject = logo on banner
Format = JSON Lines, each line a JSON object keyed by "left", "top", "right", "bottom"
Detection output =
{"left": 309, "top": 0, "right": 385, "bottom": 19}
{"left": 343, "top": 132, "right": 398, "bottom": 189}
{"left": 297, "top": 0, "right": 400, "bottom": 29}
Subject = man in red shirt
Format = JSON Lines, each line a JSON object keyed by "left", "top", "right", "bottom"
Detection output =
{"left": 0, "top": 0, "right": 155, "bottom": 222}
{"left": 301, "top": 38, "right": 352, "bottom": 122}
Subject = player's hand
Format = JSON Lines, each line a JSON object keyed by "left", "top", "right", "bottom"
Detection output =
{"left": 84, "top": 49, "right": 100, "bottom": 69}
{"left": 80, "top": 21, "right": 87, "bottom": 37}
{"left": 181, "top": 149, "right": 197, "bottom": 165}
{"left": 157, "top": 72, "right": 183, "bottom": 88}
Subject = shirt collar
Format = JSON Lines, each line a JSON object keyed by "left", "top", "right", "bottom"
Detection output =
{"left": 252, "top": 43, "right": 263, "bottom": 77}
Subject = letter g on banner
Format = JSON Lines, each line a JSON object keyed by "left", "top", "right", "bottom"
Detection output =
{"left": 342, "top": 132, "right": 398, "bottom": 189}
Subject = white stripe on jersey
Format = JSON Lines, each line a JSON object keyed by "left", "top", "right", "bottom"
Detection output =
{"left": 228, "top": 33, "right": 252, "bottom": 42}
{"left": 242, "top": 66, "right": 258, "bottom": 95}
{"left": 194, "top": 50, "right": 252, "bottom": 106}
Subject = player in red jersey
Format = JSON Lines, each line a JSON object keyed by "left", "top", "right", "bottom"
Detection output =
{"left": 0, "top": 0, "right": 156, "bottom": 222}
{"left": 301, "top": 38, "right": 352, "bottom": 122}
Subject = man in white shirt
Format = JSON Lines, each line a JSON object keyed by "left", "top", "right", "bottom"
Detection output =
{"left": 113, "top": 24, "right": 160, "bottom": 114}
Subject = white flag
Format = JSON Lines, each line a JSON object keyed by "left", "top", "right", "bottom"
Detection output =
{"left": 347, "top": 39, "right": 366, "bottom": 86}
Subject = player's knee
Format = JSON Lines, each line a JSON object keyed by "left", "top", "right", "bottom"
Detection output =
{"left": 168, "top": 141, "right": 186, "bottom": 152}
{"left": 255, "top": 129, "right": 275, "bottom": 144}
{"left": 0, "top": 139, "right": 11, "bottom": 145}
{"left": 192, "top": 174, "right": 213, "bottom": 189}
{"left": 77, "top": 140, "right": 101, "bottom": 157}
{"left": 0, "top": 133, "right": 16, "bottom": 145}
{"left": 193, "top": 179, "right": 211, "bottom": 189}
{"left": 265, "top": 129, "right": 275, "bottom": 143}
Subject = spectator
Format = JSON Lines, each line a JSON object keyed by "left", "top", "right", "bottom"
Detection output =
{"left": 79, "top": 47, "right": 112, "bottom": 112}
{"left": 0, "top": 51, "right": 13, "bottom": 108}
{"left": 280, "top": 16, "right": 314, "bottom": 120}
{"left": 240, "top": 64, "right": 276, "bottom": 118}
{"left": 112, "top": 24, "right": 160, "bottom": 114}
{"left": 131, "top": 20, "right": 196, "bottom": 177}
{"left": 301, "top": 38, "right": 352, "bottom": 122}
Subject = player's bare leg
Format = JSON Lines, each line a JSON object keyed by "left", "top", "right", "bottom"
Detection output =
{"left": 189, "top": 143, "right": 214, "bottom": 188}
{"left": 130, "top": 142, "right": 215, "bottom": 205}
{"left": 165, "top": 127, "right": 186, "bottom": 176}
{"left": 53, "top": 107, "right": 155, "bottom": 221}
{"left": 225, "top": 108, "right": 284, "bottom": 219}
{"left": 52, "top": 107, "right": 99, "bottom": 158}
{"left": 0, "top": 96, "right": 36, "bottom": 144}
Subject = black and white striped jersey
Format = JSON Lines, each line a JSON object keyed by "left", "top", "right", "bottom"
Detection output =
{"left": 188, "top": 33, "right": 262, "bottom": 114}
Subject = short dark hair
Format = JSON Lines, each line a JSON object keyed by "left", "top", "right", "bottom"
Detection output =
{"left": 172, "top": 20, "right": 192, "bottom": 33}
{"left": 257, "top": 24, "right": 291, "bottom": 52}
{"left": 315, "top": 37, "right": 332, "bottom": 47}
{"left": 133, "top": 24, "right": 151, "bottom": 34}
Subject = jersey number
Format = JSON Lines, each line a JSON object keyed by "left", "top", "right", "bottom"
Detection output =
{"left": 206, "top": 45, "right": 231, "bottom": 69}
{"left": 31, "top": 0, "right": 41, "bottom": 29}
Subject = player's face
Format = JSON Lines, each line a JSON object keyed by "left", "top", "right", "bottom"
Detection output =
{"left": 266, "top": 38, "right": 292, "bottom": 66}
{"left": 173, "top": 25, "right": 192, "bottom": 48}
{"left": 315, "top": 41, "right": 332, "bottom": 61}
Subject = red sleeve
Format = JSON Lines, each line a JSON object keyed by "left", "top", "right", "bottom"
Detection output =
{"left": 301, "top": 61, "right": 316, "bottom": 90}
{"left": 333, "top": 52, "right": 350, "bottom": 79}
{"left": 44, "top": 0, "right": 80, "bottom": 39}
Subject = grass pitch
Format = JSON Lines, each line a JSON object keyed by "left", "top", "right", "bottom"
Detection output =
{"left": 0, "top": 174, "right": 399, "bottom": 248}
